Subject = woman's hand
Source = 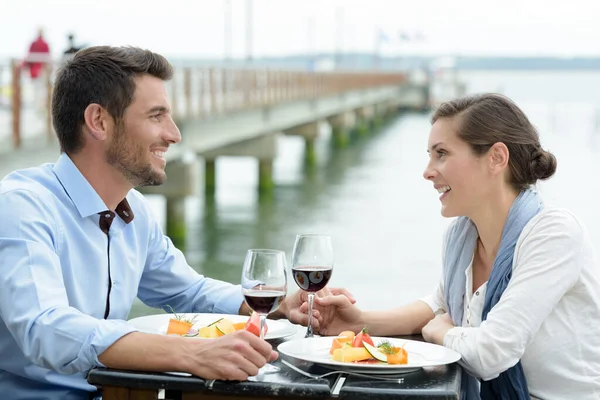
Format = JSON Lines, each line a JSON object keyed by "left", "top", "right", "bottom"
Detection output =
{"left": 421, "top": 313, "right": 455, "bottom": 345}
{"left": 281, "top": 287, "right": 360, "bottom": 335}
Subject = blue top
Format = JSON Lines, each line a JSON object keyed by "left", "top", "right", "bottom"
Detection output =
{"left": 0, "top": 153, "right": 244, "bottom": 400}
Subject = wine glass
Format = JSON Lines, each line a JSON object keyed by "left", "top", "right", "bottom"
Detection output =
{"left": 291, "top": 234, "right": 334, "bottom": 338}
{"left": 241, "top": 249, "right": 288, "bottom": 374}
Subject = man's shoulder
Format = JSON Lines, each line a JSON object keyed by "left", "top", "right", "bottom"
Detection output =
{"left": 0, "top": 164, "right": 60, "bottom": 203}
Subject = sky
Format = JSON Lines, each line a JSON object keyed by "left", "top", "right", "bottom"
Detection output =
{"left": 1, "top": 0, "right": 600, "bottom": 60}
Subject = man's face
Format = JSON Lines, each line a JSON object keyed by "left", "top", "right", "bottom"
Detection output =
{"left": 106, "top": 75, "right": 181, "bottom": 187}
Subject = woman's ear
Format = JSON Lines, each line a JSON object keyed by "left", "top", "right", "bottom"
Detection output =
{"left": 83, "top": 103, "right": 110, "bottom": 141}
{"left": 488, "top": 142, "right": 509, "bottom": 175}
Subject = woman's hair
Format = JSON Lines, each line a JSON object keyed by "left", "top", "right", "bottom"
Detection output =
{"left": 432, "top": 93, "right": 557, "bottom": 191}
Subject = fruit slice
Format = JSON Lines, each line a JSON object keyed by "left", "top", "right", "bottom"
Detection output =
{"left": 338, "top": 330, "right": 356, "bottom": 341}
{"left": 332, "top": 346, "right": 372, "bottom": 362}
{"left": 166, "top": 319, "right": 193, "bottom": 336}
{"left": 362, "top": 341, "right": 387, "bottom": 363}
{"left": 244, "top": 312, "right": 268, "bottom": 337}
{"left": 233, "top": 321, "right": 247, "bottom": 331}
{"left": 215, "top": 318, "right": 236, "bottom": 335}
{"left": 352, "top": 327, "right": 374, "bottom": 347}
{"left": 329, "top": 336, "right": 353, "bottom": 355}
{"left": 198, "top": 325, "right": 223, "bottom": 338}
{"left": 386, "top": 348, "right": 408, "bottom": 364}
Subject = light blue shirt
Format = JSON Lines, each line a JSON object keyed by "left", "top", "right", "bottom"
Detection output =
{"left": 0, "top": 153, "right": 244, "bottom": 400}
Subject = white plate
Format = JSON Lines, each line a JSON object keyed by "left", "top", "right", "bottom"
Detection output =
{"left": 127, "top": 313, "right": 297, "bottom": 340}
{"left": 277, "top": 336, "right": 461, "bottom": 374}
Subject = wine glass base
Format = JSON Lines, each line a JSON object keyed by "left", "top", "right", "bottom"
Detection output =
{"left": 251, "top": 363, "right": 280, "bottom": 378}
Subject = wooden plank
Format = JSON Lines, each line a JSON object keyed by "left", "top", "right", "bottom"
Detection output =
{"left": 181, "top": 394, "right": 301, "bottom": 400}
{"left": 102, "top": 386, "right": 131, "bottom": 400}
{"left": 130, "top": 388, "right": 159, "bottom": 400}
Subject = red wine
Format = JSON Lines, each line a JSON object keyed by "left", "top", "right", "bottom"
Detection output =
{"left": 292, "top": 266, "right": 332, "bottom": 292}
{"left": 243, "top": 290, "right": 286, "bottom": 314}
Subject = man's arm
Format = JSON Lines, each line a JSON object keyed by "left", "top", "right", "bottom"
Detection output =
{"left": 0, "top": 190, "right": 137, "bottom": 374}
{"left": 98, "top": 329, "right": 277, "bottom": 380}
{"left": 133, "top": 192, "right": 244, "bottom": 315}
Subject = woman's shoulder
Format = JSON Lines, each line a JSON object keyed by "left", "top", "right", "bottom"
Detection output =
{"left": 519, "top": 207, "right": 588, "bottom": 247}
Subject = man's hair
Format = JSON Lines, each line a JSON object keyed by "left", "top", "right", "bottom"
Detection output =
{"left": 51, "top": 46, "right": 173, "bottom": 154}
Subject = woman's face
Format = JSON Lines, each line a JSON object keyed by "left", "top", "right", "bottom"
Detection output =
{"left": 423, "top": 117, "right": 493, "bottom": 218}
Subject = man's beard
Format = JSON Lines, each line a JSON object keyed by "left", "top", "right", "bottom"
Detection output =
{"left": 106, "top": 125, "right": 166, "bottom": 187}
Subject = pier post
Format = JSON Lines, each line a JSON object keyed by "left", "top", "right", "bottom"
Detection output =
{"left": 205, "top": 159, "right": 216, "bottom": 195}
{"left": 283, "top": 122, "right": 319, "bottom": 165}
{"left": 304, "top": 137, "right": 317, "bottom": 165}
{"left": 166, "top": 197, "right": 186, "bottom": 250}
{"left": 258, "top": 159, "right": 274, "bottom": 192}
{"left": 354, "top": 106, "right": 374, "bottom": 137}
{"left": 200, "top": 133, "right": 278, "bottom": 192}
{"left": 11, "top": 59, "right": 21, "bottom": 149}
{"left": 326, "top": 112, "right": 355, "bottom": 148}
{"left": 372, "top": 103, "right": 386, "bottom": 130}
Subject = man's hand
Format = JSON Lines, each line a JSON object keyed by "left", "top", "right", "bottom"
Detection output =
{"left": 421, "top": 313, "right": 455, "bottom": 345}
{"left": 181, "top": 330, "right": 277, "bottom": 380}
{"left": 99, "top": 330, "right": 277, "bottom": 381}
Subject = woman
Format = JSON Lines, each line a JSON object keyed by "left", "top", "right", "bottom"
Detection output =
{"left": 309, "top": 94, "right": 600, "bottom": 399}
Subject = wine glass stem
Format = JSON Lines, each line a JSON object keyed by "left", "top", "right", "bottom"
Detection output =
{"left": 260, "top": 314, "right": 267, "bottom": 340}
{"left": 306, "top": 292, "right": 315, "bottom": 338}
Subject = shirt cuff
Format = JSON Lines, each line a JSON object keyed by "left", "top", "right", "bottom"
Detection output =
{"left": 443, "top": 326, "right": 470, "bottom": 347}
{"left": 419, "top": 296, "right": 444, "bottom": 315}
{"left": 81, "top": 319, "right": 139, "bottom": 369}
{"left": 211, "top": 284, "right": 245, "bottom": 315}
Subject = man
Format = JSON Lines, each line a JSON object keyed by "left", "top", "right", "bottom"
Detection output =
{"left": 63, "top": 33, "right": 81, "bottom": 56}
{"left": 0, "top": 46, "right": 353, "bottom": 400}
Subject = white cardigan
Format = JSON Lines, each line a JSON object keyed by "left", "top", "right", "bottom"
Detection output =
{"left": 421, "top": 208, "right": 600, "bottom": 400}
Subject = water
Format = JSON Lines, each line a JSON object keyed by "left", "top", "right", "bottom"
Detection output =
{"left": 114, "top": 70, "right": 600, "bottom": 318}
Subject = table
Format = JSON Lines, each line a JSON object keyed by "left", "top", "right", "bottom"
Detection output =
{"left": 88, "top": 329, "right": 462, "bottom": 400}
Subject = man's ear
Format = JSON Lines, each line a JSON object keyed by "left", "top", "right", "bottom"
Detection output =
{"left": 83, "top": 104, "right": 110, "bottom": 141}
{"left": 488, "top": 142, "right": 509, "bottom": 175}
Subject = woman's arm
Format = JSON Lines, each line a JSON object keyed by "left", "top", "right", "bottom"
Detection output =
{"left": 442, "top": 209, "right": 585, "bottom": 380}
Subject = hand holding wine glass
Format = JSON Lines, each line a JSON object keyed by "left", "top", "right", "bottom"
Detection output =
{"left": 241, "top": 249, "right": 288, "bottom": 374}
{"left": 291, "top": 234, "right": 334, "bottom": 338}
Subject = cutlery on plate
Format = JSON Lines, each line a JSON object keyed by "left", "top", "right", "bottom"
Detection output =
{"left": 281, "top": 360, "right": 405, "bottom": 383}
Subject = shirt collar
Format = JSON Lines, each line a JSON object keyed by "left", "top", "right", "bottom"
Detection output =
{"left": 53, "top": 153, "right": 134, "bottom": 223}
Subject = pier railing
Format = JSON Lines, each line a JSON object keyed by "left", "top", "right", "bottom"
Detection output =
{"left": 0, "top": 56, "right": 407, "bottom": 150}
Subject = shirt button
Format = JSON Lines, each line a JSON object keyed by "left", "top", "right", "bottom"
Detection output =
{"left": 105, "top": 213, "right": 111, "bottom": 218}
{"left": 475, "top": 291, "right": 480, "bottom": 296}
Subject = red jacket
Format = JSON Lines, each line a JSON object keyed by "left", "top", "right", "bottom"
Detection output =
{"left": 26, "top": 36, "right": 50, "bottom": 79}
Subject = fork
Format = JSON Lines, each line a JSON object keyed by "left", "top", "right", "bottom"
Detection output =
{"left": 281, "top": 360, "right": 405, "bottom": 383}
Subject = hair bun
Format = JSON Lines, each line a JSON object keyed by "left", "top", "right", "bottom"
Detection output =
{"left": 530, "top": 148, "right": 557, "bottom": 181}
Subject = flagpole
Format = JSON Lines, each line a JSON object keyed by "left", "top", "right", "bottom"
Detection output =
{"left": 374, "top": 27, "right": 382, "bottom": 70}
{"left": 246, "top": 0, "right": 253, "bottom": 63}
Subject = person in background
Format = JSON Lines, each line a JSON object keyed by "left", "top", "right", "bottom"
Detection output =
{"left": 0, "top": 45, "right": 354, "bottom": 400}
{"left": 63, "top": 33, "right": 81, "bottom": 55}
{"left": 305, "top": 93, "right": 600, "bottom": 400}
{"left": 24, "top": 27, "right": 51, "bottom": 80}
